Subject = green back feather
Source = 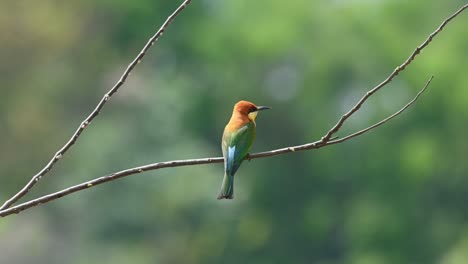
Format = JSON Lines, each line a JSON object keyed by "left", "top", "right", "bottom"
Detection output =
{"left": 222, "top": 122, "right": 256, "bottom": 176}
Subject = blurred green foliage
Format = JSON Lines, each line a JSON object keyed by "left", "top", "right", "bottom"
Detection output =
{"left": 1, "top": 0, "right": 468, "bottom": 263}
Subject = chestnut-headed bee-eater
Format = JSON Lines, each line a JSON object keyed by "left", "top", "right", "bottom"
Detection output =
{"left": 217, "top": 100, "right": 270, "bottom": 199}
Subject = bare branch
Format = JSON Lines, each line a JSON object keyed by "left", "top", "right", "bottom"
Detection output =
{"left": 320, "top": 4, "right": 468, "bottom": 143}
{"left": 327, "top": 76, "right": 433, "bottom": 146}
{"left": 0, "top": 76, "right": 433, "bottom": 218}
{"left": 0, "top": 0, "right": 193, "bottom": 211}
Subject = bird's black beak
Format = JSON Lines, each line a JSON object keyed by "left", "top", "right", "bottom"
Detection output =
{"left": 255, "top": 106, "right": 271, "bottom": 111}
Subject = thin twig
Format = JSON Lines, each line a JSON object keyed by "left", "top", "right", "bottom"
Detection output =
{"left": 0, "top": 75, "right": 433, "bottom": 217}
{"left": 327, "top": 76, "right": 433, "bottom": 145}
{"left": 320, "top": 3, "right": 468, "bottom": 143}
{"left": 0, "top": 0, "right": 193, "bottom": 211}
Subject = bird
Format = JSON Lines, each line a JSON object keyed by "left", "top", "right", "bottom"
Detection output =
{"left": 218, "top": 100, "right": 270, "bottom": 199}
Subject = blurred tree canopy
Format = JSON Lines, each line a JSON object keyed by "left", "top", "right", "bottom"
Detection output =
{"left": 1, "top": 0, "right": 468, "bottom": 264}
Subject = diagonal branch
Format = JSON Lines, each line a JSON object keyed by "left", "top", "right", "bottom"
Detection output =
{"left": 0, "top": 76, "right": 433, "bottom": 217}
{"left": 0, "top": 0, "right": 193, "bottom": 211}
{"left": 320, "top": 3, "right": 468, "bottom": 143}
{"left": 327, "top": 76, "right": 433, "bottom": 146}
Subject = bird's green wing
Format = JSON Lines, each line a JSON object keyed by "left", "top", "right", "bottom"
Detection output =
{"left": 222, "top": 122, "right": 256, "bottom": 176}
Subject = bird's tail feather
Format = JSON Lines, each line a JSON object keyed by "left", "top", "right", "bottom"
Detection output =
{"left": 217, "top": 173, "right": 234, "bottom": 199}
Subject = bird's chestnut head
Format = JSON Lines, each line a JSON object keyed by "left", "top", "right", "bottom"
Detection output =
{"left": 233, "top": 100, "right": 270, "bottom": 121}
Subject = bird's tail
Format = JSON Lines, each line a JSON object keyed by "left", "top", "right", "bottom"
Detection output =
{"left": 217, "top": 173, "right": 234, "bottom": 199}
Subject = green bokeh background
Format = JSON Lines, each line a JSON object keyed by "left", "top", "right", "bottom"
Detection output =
{"left": 1, "top": 1, "right": 468, "bottom": 263}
